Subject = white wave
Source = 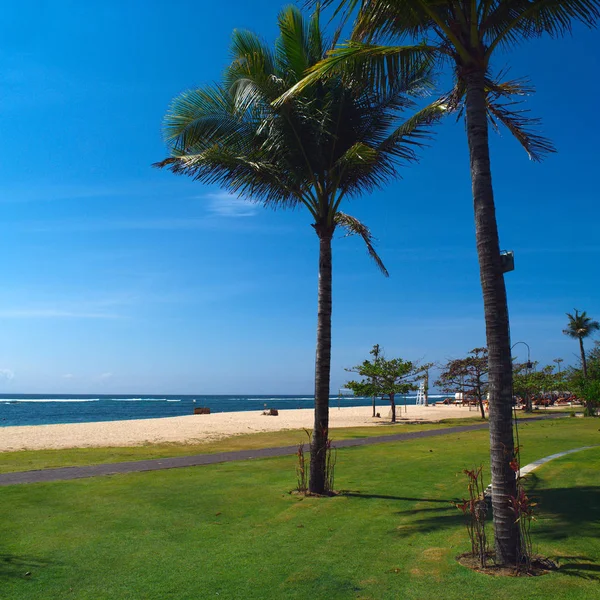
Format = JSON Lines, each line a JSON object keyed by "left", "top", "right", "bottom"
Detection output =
{"left": 111, "top": 398, "right": 175, "bottom": 402}
{"left": 1, "top": 398, "right": 99, "bottom": 403}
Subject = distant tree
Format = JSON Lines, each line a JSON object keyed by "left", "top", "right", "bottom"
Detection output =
{"left": 512, "top": 363, "right": 563, "bottom": 412}
{"left": 435, "top": 348, "right": 488, "bottom": 419}
{"left": 567, "top": 341, "right": 600, "bottom": 416}
{"left": 563, "top": 309, "right": 600, "bottom": 379}
{"left": 345, "top": 346, "right": 425, "bottom": 422}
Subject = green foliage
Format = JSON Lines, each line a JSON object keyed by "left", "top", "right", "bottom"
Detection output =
{"left": 435, "top": 348, "right": 488, "bottom": 415}
{"left": 567, "top": 342, "right": 600, "bottom": 416}
{"left": 282, "top": 0, "right": 600, "bottom": 160}
{"left": 512, "top": 362, "right": 565, "bottom": 405}
{"left": 345, "top": 345, "right": 422, "bottom": 397}
{"left": 563, "top": 309, "right": 600, "bottom": 341}
{"left": 345, "top": 345, "right": 427, "bottom": 421}
{"left": 156, "top": 5, "right": 443, "bottom": 238}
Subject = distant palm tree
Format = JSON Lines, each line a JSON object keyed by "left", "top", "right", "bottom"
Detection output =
{"left": 281, "top": 0, "right": 599, "bottom": 567}
{"left": 155, "top": 6, "right": 442, "bottom": 494}
{"left": 563, "top": 310, "right": 600, "bottom": 378}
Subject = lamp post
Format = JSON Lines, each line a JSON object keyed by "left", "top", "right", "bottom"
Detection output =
{"left": 511, "top": 341, "right": 532, "bottom": 371}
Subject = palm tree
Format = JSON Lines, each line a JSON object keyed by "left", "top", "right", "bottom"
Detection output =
{"left": 281, "top": 0, "right": 600, "bottom": 566}
{"left": 563, "top": 309, "right": 600, "bottom": 378}
{"left": 155, "top": 6, "right": 442, "bottom": 494}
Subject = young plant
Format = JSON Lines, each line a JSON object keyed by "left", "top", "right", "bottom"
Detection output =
{"left": 508, "top": 446, "right": 537, "bottom": 572}
{"left": 295, "top": 430, "right": 311, "bottom": 494}
{"left": 295, "top": 428, "right": 336, "bottom": 495}
{"left": 455, "top": 465, "right": 488, "bottom": 567}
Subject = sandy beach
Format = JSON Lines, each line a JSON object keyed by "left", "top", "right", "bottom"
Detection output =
{"left": 0, "top": 404, "right": 484, "bottom": 452}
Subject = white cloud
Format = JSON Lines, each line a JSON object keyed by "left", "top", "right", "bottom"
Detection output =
{"left": 203, "top": 192, "right": 258, "bottom": 218}
{"left": 0, "top": 369, "right": 15, "bottom": 381}
{"left": 62, "top": 374, "right": 76, "bottom": 379}
{"left": 99, "top": 372, "right": 112, "bottom": 380}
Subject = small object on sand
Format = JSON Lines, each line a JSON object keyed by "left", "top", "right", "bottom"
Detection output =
{"left": 193, "top": 407, "right": 210, "bottom": 415}
{"left": 262, "top": 408, "right": 279, "bottom": 416}
{"left": 376, "top": 412, "right": 380, "bottom": 418}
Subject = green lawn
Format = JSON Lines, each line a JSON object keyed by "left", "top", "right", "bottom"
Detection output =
{"left": 1, "top": 418, "right": 598, "bottom": 599}
{"left": 0, "top": 412, "right": 565, "bottom": 475}
{"left": 0, "top": 417, "right": 488, "bottom": 474}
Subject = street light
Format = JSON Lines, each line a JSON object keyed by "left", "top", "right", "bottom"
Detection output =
{"left": 511, "top": 341, "right": 533, "bottom": 370}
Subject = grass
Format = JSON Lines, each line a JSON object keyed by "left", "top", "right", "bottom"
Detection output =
{"left": 1, "top": 418, "right": 598, "bottom": 599}
{"left": 0, "top": 417, "right": 489, "bottom": 474}
{"left": 0, "top": 411, "right": 565, "bottom": 475}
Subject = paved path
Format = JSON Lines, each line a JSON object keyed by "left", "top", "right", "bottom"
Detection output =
{"left": 0, "top": 415, "right": 568, "bottom": 487}
{"left": 519, "top": 445, "right": 599, "bottom": 476}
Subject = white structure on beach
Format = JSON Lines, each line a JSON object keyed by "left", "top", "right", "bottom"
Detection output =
{"left": 415, "top": 380, "right": 426, "bottom": 406}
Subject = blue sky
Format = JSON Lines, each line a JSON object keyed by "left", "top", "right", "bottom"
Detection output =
{"left": 0, "top": 1, "right": 598, "bottom": 394}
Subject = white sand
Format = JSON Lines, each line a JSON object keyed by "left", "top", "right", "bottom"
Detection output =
{"left": 0, "top": 403, "right": 481, "bottom": 452}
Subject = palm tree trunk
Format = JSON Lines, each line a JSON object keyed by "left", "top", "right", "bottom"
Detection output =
{"left": 579, "top": 337, "right": 588, "bottom": 378}
{"left": 464, "top": 69, "right": 519, "bottom": 566}
{"left": 390, "top": 393, "right": 396, "bottom": 423}
{"left": 309, "top": 230, "right": 333, "bottom": 495}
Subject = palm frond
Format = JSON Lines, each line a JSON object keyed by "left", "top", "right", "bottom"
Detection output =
{"left": 154, "top": 146, "right": 304, "bottom": 210}
{"left": 378, "top": 99, "right": 448, "bottom": 157}
{"left": 228, "top": 29, "right": 276, "bottom": 78}
{"left": 334, "top": 212, "right": 389, "bottom": 276}
{"left": 162, "top": 85, "right": 255, "bottom": 152}
{"left": 276, "top": 5, "right": 312, "bottom": 81}
{"left": 484, "top": 0, "right": 600, "bottom": 55}
{"left": 482, "top": 75, "right": 556, "bottom": 162}
{"left": 275, "top": 42, "right": 437, "bottom": 106}
{"left": 350, "top": 0, "right": 438, "bottom": 42}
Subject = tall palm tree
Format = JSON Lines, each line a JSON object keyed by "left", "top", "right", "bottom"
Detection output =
{"left": 281, "top": 0, "right": 600, "bottom": 566}
{"left": 563, "top": 309, "right": 600, "bottom": 378}
{"left": 155, "top": 6, "right": 442, "bottom": 494}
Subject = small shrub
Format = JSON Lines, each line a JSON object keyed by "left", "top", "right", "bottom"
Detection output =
{"left": 508, "top": 446, "right": 537, "bottom": 571}
{"left": 294, "top": 428, "right": 336, "bottom": 495}
{"left": 324, "top": 437, "right": 337, "bottom": 494}
{"left": 455, "top": 465, "right": 488, "bottom": 567}
{"left": 295, "top": 430, "right": 311, "bottom": 494}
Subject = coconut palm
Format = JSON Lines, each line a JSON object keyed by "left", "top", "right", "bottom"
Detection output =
{"left": 563, "top": 309, "right": 600, "bottom": 378}
{"left": 155, "top": 6, "right": 443, "bottom": 494}
{"left": 280, "top": 0, "right": 600, "bottom": 566}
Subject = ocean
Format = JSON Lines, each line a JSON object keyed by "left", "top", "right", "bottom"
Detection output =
{"left": 0, "top": 394, "right": 447, "bottom": 427}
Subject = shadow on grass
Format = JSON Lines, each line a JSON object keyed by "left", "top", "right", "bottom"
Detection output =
{"left": 523, "top": 477, "right": 600, "bottom": 580}
{"left": 527, "top": 483, "right": 600, "bottom": 541}
{"left": 554, "top": 559, "right": 600, "bottom": 582}
{"left": 0, "top": 553, "right": 53, "bottom": 580}
{"left": 339, "top": 491, "right": 464, "bottom": 534}
{"left": 340, "top": 492, "right": 458, "bottom": 504}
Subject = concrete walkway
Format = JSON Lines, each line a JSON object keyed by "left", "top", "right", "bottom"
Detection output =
{"left": 0, "top": 414, "right": 571, "bottom": 487}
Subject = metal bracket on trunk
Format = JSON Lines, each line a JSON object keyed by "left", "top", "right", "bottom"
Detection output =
{"left": 500, "top": 250, "right": 514, "bottom": 273}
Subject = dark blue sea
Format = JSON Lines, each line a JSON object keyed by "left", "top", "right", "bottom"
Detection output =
{"left": 0, "top": 394, "right": 445, "bottom": 427}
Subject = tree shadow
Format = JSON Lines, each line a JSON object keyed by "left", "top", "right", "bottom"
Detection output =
{"left": 542, "top": 556, "right": 600, "bottom": 582}
{"left": 340, "top": 492, "right": 459, "bottom": 504}
{"left": 522, "top": 478, "right": 600, "bottom": 580}
{"left": 0, "top": 553, "right": 53, "bottom": 580}
{"left": 339, "top": 491, "right": 464, "bottom": 534}
{"left": 525, "top": 483, "right": 600, "bottom": 541}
